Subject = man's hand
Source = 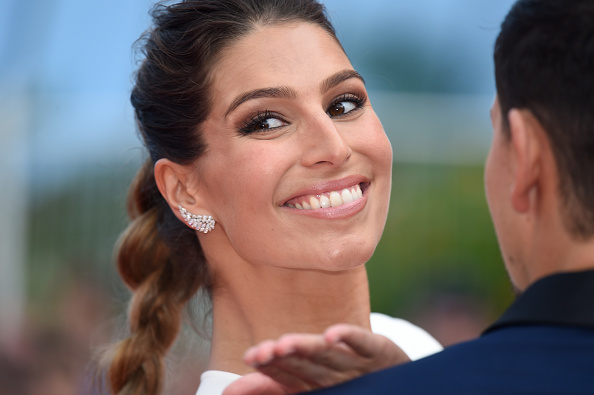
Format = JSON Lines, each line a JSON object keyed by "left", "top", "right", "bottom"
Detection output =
{"left": 222, "top": 324, "right": 410, "bottom": 395}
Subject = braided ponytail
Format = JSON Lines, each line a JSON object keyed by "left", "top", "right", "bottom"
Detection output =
{"left": 108, "top": 161, "right": 206, "bottom": 395}
{"left": 105, "top": 1, "right": 338, "bottom": 393}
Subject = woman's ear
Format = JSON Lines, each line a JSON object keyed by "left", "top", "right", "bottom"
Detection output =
{"left": 154, "top": 158, "right": 210, "bottom": 223}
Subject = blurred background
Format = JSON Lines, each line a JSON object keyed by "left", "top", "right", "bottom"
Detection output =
{"left": 0, "top": 0, "right": 516, "bottom": 393}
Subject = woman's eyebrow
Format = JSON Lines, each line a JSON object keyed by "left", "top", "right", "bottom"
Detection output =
{"left": 225, "top": 86, "right": 297, "bottom": 117}
{"left": 224, "top": 69, "right": 364, "bottom": 118}
{"left": 320, "top": 69, "right": 365, "bottom": 93}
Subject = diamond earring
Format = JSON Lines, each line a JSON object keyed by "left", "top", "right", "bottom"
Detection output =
{"left": 178, "top": 205, "right": 215, "bottom": 234}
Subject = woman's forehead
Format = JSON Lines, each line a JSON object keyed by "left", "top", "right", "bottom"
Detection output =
{"left": 210, "top": 22, "right": 351, "bottom": 104}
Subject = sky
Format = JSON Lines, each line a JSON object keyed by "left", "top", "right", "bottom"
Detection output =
{"left": 0, "top": 0, "right": 514, "bottom": 93}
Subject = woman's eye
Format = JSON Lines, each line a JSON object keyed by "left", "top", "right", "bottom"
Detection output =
{"left": 252, "top": 117, "right": 285, "bottom": 131}
{"left": 327, "top": 101, "right": 357, "bottom": 117}
{"left": 241, "top": 111, "right": 288, "bottom": 134}
{"left": 326, "top": 94, "right": 365, "bottom": 118}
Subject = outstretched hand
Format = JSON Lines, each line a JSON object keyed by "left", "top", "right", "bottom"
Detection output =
{"left": 222, "top": 324, "right": 410, "bottom": 395}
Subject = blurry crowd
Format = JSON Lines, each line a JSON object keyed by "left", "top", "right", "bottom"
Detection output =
{"left": 0, "top": 279, "right": 110, "bottom": 395}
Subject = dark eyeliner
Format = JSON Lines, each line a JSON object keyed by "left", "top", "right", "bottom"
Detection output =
{"left": 239, "top": 110, "right": 286, "bottom": 134}
{"left": 327, "top": 92, "right": 367, "bottom": 117}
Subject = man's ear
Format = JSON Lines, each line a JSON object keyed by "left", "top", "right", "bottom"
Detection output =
{"left": 154, "top": 158, "right": 208, "bottom": 221}
{"left": 508, "top": 109, "right": 543, "bottom": 213}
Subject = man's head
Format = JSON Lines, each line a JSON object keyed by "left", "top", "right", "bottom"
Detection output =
{"left": 493, "top": 0, "right": 594, "bottom": 238}
{"left": 486, "top": 0, "right": 594, "bottom": 291}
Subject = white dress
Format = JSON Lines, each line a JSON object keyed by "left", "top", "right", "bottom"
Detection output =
{"left": 195, "top": 312, "right": 442, "bottom": 395}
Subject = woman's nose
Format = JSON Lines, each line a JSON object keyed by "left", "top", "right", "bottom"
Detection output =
{"left": 299, "top": 113, "right": 352, "bottom": 168}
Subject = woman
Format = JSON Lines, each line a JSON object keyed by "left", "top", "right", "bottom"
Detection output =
{"left": 106, "top": 1, "right": 442, "bottom": 394}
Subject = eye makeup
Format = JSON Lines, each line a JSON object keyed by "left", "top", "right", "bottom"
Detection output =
{"left": 237, "top": 90, "right": 368, "bottom": 135}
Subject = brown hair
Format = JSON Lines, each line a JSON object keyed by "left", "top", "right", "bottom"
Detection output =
{"left": 107, "top": 1, "right": 339, "bottom": 394}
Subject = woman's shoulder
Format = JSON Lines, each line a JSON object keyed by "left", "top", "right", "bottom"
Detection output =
{"left": 370, "top": 312, "right": 443, "bottom": 361}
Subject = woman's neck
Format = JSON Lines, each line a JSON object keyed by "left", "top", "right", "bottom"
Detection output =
{"left": 206, "top": 264, "right": 371, "bottom": 375}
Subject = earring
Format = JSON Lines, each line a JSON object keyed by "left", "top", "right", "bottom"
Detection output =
{"left": 178, "top": 205, "right": 216, "bottom": 234}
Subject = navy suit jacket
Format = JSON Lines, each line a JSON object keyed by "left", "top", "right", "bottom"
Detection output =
{"left": 308, "top": 270, "right": 594, "bottom": 394}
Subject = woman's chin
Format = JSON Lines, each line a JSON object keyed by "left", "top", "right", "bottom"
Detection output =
{"left": 315, "top": 243, "right": 377, "bottom": 272}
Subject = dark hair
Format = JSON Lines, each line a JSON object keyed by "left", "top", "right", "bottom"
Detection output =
{"left": 107, "top": 1, "right": 339, "bottom": 394}
{"left": 494, "top": 0, "right": 594, "bottom": 238}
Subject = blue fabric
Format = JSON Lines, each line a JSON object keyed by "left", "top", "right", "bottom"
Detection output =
{"left": 311, "top": 326, "right": 594, "bottom": 394}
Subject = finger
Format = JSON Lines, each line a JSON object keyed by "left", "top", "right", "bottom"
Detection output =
{"left": 272, "top": 332, "right": 380, "bottom": 372}
{"left": 273, "top": 333, "right": 328, "bottom": 358}
{"left": 297, "top": 343, "right": 363, "bottom": 371}
{"left": 244, "top": 340, "right": 278, "bottom": 366}
{"left": 266, "top": 353, "right": 357, "bottom": 388}
{"left": 272, "top": 334, "right": 364, "bottom": 372}
{"left": 324, "top": 324, "right": 396, "bottom": 359}
{"left": 222, "top": 372, "right": 288, "bottom": 395}
{"left": 256, "top": 362, "right": 315, "bottom": 393}
{"left": 326, "top": 324, "right": 410, "bottom": 368}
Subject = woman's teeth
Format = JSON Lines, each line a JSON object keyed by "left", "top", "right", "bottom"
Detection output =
{"left": 286, "top": 184, "right": 363, "bottom": 210}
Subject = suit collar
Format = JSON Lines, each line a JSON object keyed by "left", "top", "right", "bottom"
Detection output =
{"left": 484, "top": 269, "right": 594, "bottom": 334}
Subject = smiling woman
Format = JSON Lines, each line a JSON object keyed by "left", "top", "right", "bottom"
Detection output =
{"left": 104, "top": 1, "right": 442, "bottom": 395}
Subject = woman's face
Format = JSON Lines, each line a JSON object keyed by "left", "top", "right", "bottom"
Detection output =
{"left": 195, "top": 22, "right": 392, "bottom": 271}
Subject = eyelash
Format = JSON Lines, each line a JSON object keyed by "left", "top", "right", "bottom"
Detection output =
{"left": 239, "top": 92, "right": 368, "bottom": 135}
{"left": 328, "top": 93, "right": 367, "bottom": 118}
{"left": 239, "top": 110, "right": 286, "bottom": 135}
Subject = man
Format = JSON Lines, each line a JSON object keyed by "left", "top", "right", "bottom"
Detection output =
{"left": 224, "top": 0, "right": 594, "bottom": 393}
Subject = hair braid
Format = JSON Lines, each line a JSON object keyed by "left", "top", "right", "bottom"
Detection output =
{"left": 107, "top": 161, "right": 205, "bottom": 395}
